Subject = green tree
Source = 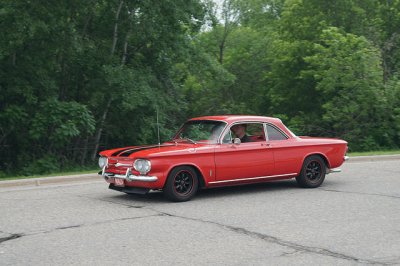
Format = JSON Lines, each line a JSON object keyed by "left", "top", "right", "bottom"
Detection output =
{"left": 0, "top": 0, "right": 209, "bottom": 175}
{"left": 303, "top": 28, "right": 387, "bottom": 150}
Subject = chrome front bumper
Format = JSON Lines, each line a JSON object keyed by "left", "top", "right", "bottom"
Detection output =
{"left": 100, "top": 167, "right": 158, "bottom": 182}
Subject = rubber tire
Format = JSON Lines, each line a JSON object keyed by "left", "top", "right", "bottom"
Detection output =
{"left": 296, "top": 155, "right": 326, "bottom": 188}
{"left": 163, "top": 166, "right": 199, "bottom": 202}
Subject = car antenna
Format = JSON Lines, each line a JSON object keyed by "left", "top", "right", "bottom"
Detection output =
{"left": 156, "top": 107, "right": 161, "bottom": 147}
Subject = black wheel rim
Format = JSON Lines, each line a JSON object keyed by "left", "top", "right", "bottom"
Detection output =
{"left": 173, "top": 170, "right": 194, "bottom": 195}
{"left": 305, "top": 161, "right": 322, "bottom": 181}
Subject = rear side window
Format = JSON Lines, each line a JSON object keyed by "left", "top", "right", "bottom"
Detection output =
{"left": 266, "top": 124, "right": 288, "bottom": 141}
{"left": 246, "top": 123, "right": 266, "bottom": 142}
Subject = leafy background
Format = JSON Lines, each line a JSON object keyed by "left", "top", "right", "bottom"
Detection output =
{"left": 1, "top": 0, "right": 400, "bottom": 176}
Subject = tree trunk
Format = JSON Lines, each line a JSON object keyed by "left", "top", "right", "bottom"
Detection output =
{"left": 218, "top": 20, "right": 230, "bottom": 65}
{"left": 122, "top": 34, "right": 130, "bottom": 65}
{"left": 111, "top": 0, "right": 124, "bottom": 56}
{"left": 80, "top": 134, "right": 89, "bottom": 166}
{"left": 218, "top": 0, "right": 233, "bottom": 65}
{"left": 12, "top": 52, "right": 16, "bottom": 66}
{"left": 219, "top": 39, "right": 226, "bottom": 64}
{"left": 121, "top": 10, "right": 134, "bottom": 65}
{"left": 91, "top": 1, "right": 126, "bottom": 161}
{"left": 91, "top": 98, "right": 112, "bottom": 161}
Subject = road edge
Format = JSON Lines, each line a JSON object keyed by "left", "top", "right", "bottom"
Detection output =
{"left": 347, "top": 154, "right": 400, "bottom": 162}
{"left": 0, "top": 173, "right": 101, "bottom": 188}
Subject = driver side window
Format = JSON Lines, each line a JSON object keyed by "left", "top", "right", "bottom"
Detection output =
{"left": 222, "top": 123, "right": 266, "bottom": 143}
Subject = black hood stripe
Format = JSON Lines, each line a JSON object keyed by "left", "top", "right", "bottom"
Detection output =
{"left": 113, "top": 144, "right": 175, "bottom": 157}
{"left": 111, "top": 147, "right": 135, "bottom": 156}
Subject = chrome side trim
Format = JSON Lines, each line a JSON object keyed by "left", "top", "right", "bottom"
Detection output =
{"left": 208, "top": 173, "right": 297, "bottom": 184}
{"left": 263, "top": 123, "right": 269, "bottom": 141}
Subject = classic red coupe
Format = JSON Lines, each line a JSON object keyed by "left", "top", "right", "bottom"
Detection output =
{"left": 98, "top": 115, "right": 348, "bottom": 201}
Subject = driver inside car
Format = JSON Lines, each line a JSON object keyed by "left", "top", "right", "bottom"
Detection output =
{"left": 231, "top": 124, "right": 251, "bottom": 143}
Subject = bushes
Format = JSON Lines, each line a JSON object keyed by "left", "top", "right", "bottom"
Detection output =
{"left": 22, "top": 155, "right": 61, "bottom": 175}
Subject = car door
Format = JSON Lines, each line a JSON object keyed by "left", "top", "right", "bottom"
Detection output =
{"left": 214, "top": 122, "right": 275, "bottom": 181}
{"left": 264, "top": 123, "right": 302, "bottom": 176}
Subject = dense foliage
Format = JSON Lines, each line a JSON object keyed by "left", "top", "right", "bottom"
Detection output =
{"left": 1, "top": 0, "right": 399, "bottom": 176}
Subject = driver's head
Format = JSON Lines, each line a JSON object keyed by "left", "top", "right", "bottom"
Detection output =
{"left": 231, "top": 124, "right": 246, "bottom": 138}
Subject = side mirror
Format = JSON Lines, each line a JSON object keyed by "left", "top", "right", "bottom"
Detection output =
{"left": 233, "top": 138, "right": 241, "bottom": 145}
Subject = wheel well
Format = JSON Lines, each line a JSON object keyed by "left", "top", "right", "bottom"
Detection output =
{"left": 307, "top": 154, "right": 330, "bottom": 168}
{"left": 167, "top": 165, "right": 206, "bottom": 189}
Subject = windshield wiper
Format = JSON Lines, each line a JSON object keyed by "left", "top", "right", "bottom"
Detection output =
{"left": 183, "top": 137, "right": 197, "bottom": 144}
{"left": 172, "top": 137, "right": 197, "bottom": 144}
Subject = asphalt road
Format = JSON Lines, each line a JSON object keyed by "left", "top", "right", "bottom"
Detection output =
{"left": 0, "top": 159, "right": 399, "bottom": 265}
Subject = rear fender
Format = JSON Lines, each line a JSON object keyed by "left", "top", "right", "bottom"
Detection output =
{"left": 302, "top": 152, "right": 331, "bottom": 170}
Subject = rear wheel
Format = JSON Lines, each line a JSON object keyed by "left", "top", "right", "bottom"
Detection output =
{"left": 296, "top": 155, "right": 326, "bottom": 188}
{"left": 164, "top": 166, "right": 198, "bottom": 202}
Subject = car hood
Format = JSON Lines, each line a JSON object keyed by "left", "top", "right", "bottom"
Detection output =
{"left": 99, "top": 142, "right": 213, "bottom": 158}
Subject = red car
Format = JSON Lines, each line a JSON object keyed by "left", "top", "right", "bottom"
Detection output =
{"left": 98, "top": 115, "right": 348, "bottom": 201}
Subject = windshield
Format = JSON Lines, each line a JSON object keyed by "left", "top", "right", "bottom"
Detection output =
{"left": 172, "top": 120, "right": 226, "bottom": 144}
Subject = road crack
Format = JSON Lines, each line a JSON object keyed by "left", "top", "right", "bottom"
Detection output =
{"left": 0, "top": 214, "right": 161, "bottom": 245}
{"left": 82, "top": 195, "right": 396, "bottom": 265}
{"left": 279, "top": 249, "right": 303, "bottom": 257}
{"left": 45, "top": 214, "right": 162, "bottom": 234}
{"left": 319, "top": 188, "right": 400, "bottom": 200}
{"left": 0, "top": 234, "right": 24, "bottom": 244}
{"left": 56, "top": 225, "right": 83, "bottom": 230}
{"left": 78, "top": 195, "right": 146, "bottom": 209}
{"left": 150, "top": 208, "right": 393, "bottom": 265}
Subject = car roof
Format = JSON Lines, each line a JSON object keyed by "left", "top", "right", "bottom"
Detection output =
{"left": 188, "top": 115, "right": 296, "bottom": 139}
{"left": 189, "top": 115, "right": 282, "bottom": 124}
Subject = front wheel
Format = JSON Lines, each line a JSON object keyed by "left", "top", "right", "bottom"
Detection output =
{"left": 163, "top": 166, "right": 199, "bottom": 202}
{"left": 296, "top": 155, "right": 326, "bottom": 188}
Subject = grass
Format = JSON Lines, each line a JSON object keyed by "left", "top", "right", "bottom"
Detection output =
{"left": 0, "top": 168, "right": 99, "bottom": 181}
{"left": 348, "top": 150, "right": 400, "bottom": 157}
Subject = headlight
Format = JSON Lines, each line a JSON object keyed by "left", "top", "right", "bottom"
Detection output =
{"left": 98, "top": 157, "right": 108, "bottom": 168}
{"left": 134, "top": 159, "right": 151, "bottom": 175}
